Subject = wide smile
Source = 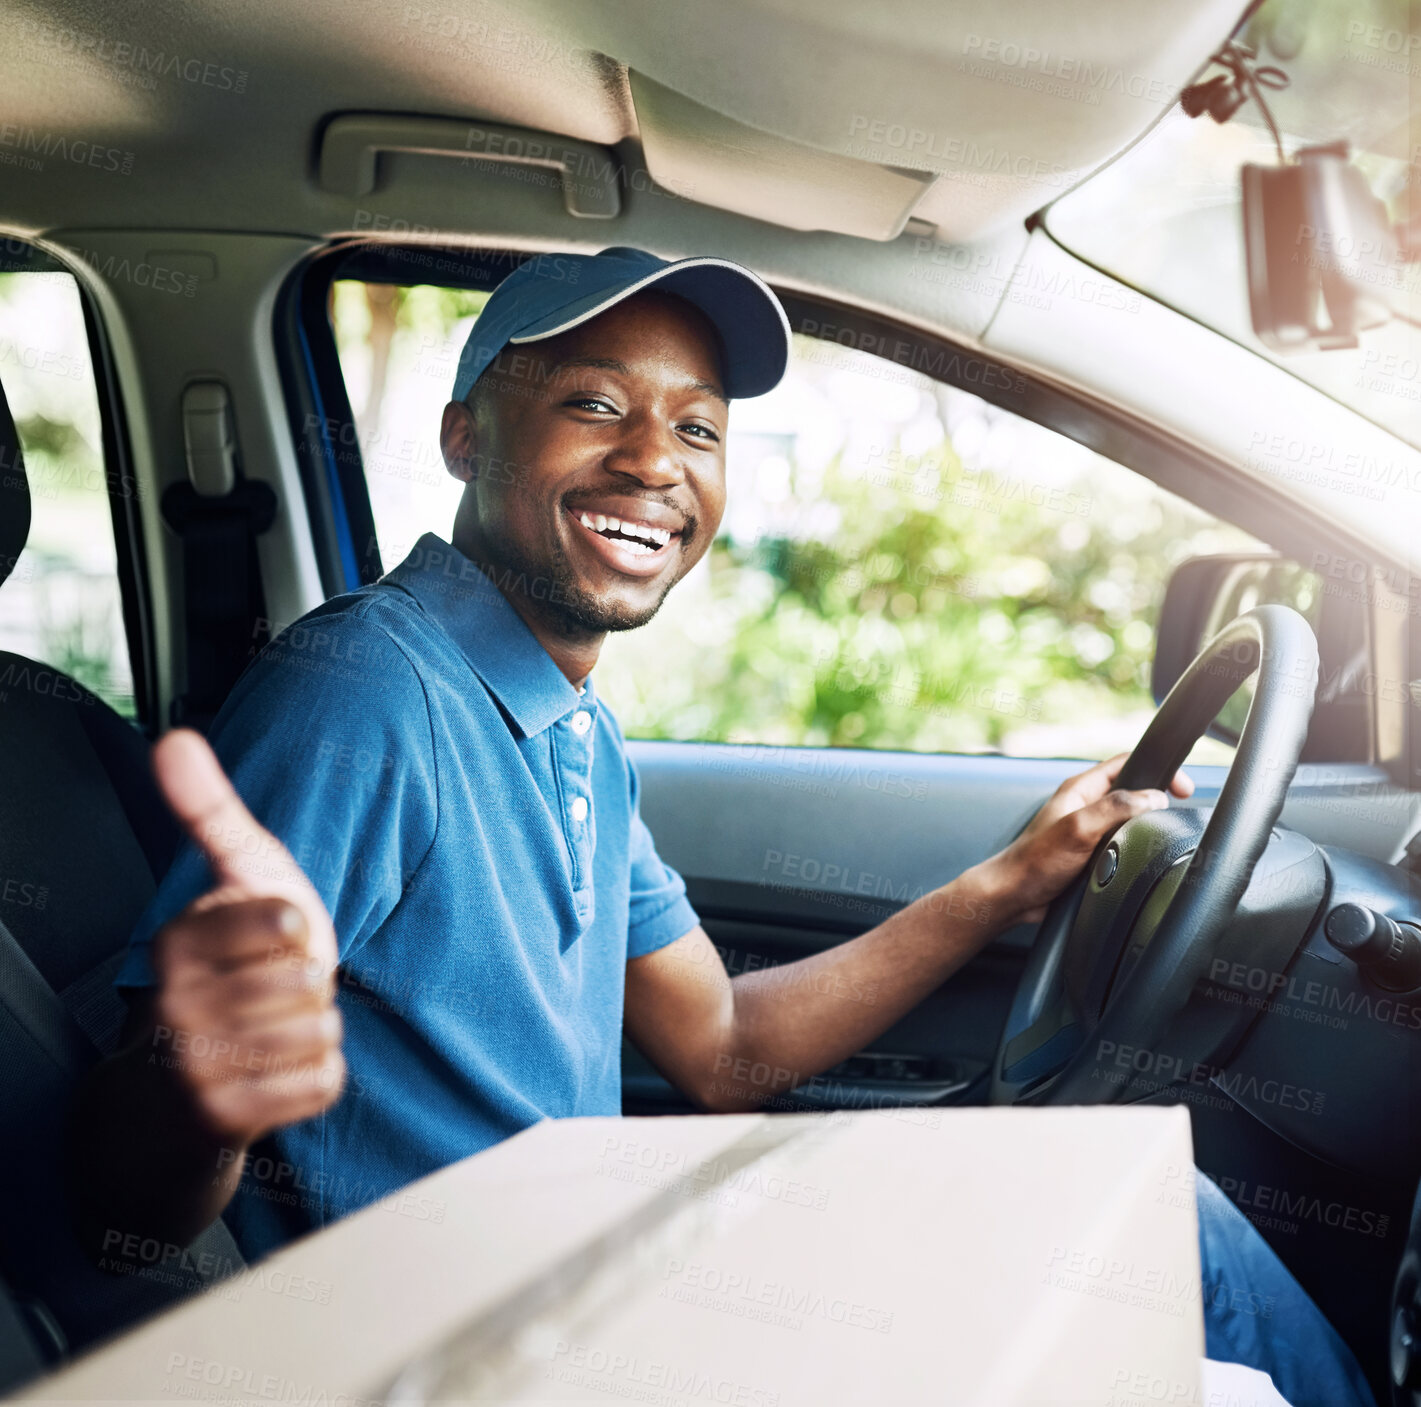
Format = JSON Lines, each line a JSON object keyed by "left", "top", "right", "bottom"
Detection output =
{"left": 566, "top": 506, "right": 682, "bottom": 580}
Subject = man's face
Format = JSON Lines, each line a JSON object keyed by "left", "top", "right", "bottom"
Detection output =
{"left": 441, "top": 290, "right": 729, "bottom": 635}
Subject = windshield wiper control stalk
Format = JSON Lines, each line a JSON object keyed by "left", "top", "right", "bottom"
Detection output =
{"left": 1324, "top": 903, "right": 1421, "bottom": 992}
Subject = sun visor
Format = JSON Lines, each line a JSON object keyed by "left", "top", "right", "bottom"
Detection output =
{"left": 630, "top": 71, "right": 936, "bottom": 242}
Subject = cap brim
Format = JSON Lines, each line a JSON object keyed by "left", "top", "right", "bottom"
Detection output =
{"left": 508, "top": 256, "right": 791, "bottom": 400}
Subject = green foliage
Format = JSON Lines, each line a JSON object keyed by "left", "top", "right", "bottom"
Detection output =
{"left": 599, "top": 439, "right": 1251, "bottom": 755}
{"left": 332, "top": 280, "right": 1262, "bottom": 760}
{"left": 41, "top": 613, "right": 131, "bottom": 715}
{"left": 0, "top": 271, "right": 136, "bottom": 718}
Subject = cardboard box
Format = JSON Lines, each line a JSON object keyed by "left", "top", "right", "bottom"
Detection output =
{"left": 21, "top": 1107, "right": 1203, "bottom": 1406}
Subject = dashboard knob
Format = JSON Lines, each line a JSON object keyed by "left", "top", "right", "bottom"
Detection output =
{"left": 1325, "top": 903, "right": 1421, "bottom": 991}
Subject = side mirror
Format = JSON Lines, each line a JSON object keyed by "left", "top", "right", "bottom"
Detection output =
{"left": 1154, "top": 553, "right": 1344, "bottom": 750}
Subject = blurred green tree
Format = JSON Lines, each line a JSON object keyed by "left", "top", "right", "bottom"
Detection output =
{"left": 332, "top": 281, "right": 1273, "bottom": 761}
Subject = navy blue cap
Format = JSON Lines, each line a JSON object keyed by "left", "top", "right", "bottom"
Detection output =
{"left": 452, "top": 246, "right": 791, "bottom": 404}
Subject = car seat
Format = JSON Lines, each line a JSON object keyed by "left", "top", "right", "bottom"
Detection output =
{"left": 0, "top": 369, "right": 244, "bottom": 1383}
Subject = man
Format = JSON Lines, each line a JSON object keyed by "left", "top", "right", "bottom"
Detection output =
{"left": 72, "top": 248, "right": 1371, "bottom": 1406}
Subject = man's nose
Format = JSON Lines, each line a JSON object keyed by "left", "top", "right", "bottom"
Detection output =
{"left": 603, "top": 414, "right": 687, "bottom": 487}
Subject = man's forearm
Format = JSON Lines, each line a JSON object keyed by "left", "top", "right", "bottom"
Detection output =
{"left": 702, "top": 862, "right": 1014, "bottom": 1111}
{"left": 68, "top": 1032, "right": 248, "bottom": 1262}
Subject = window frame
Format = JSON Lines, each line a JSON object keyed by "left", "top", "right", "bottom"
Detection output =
{"left": 285, "top": 239, "right": 1391, "bottom": 773}
{"left": 0, "top": 236, "right": 157, "bottom": 729}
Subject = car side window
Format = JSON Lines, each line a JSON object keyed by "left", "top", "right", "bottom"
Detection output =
{"left": 0, "top": 258, "right": 135, "bottom": 718}
{"left": 331, "top": 280, "right": 1272, "bottom": 763}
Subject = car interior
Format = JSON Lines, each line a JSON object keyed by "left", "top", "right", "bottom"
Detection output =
{"left": 0, "top": 0, "right": 1418, "bottom": 1401}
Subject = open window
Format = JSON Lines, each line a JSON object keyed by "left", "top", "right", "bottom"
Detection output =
{"left": 293, "top": 244, "right": 1374, "bottom": 768}
{"left": 0, "top": 240, "right": 146, "bottom": 723}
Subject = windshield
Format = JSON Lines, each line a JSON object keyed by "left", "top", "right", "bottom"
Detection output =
{"left": 1047, "top": 0, "right": 1420, "bottom": 449}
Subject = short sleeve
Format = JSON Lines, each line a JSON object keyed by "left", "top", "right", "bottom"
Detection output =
{"left": 624, "top": 750, "right": 700, "bottom": 960}
{"left": 113, "top": 603, "right": 439, "bottom": 988}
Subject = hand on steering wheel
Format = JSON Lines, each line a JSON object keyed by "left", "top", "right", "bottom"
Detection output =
{"left": 987, "top": 755, "right": 1194, "bottom": 925}
{"left": 989, "top": 605, "right": 1318, "bottom": 1107}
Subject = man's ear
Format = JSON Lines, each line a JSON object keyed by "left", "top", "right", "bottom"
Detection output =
{"left": 440, "top": 400, "right": 479, "bottom": 483}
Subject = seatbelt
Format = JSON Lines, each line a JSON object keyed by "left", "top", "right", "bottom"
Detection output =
{"left": 0, "top": 913, "right": 91, "bottom": 1077}
{"left": 56, "top": 952, "right": 128, "bottom": 1057}
{"left": 162, "top": 380, "right": 277, "bottom": 733}
{"left": 0, "top": 916, "right": 245, "bottom": 1362}
{"left": 162, "top": 479, "right": 277, "bottom": 732}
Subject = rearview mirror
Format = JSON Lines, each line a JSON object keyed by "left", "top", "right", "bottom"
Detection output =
{"left": 1153, "top": 554, "right": 1323, "bottom": 745}
{"left": 1242, "top": 144, "right": 1409, "bottom": 353}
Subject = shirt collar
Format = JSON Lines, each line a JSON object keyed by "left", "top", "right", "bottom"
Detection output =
{"left": 383, "top": 533, "right": 584, "bottom": 738}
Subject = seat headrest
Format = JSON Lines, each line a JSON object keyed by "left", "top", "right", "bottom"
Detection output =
{"left": 0, "top": 373, "right": 29, "bottom": 592}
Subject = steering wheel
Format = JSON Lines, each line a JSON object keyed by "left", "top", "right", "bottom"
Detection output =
{"left": 988, "top": 604, "right": 1319, "bottom": 1106}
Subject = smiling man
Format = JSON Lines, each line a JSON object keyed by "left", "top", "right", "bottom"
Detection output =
{"left": 73, "top": 248, "right": 1371, "bottom": 1407}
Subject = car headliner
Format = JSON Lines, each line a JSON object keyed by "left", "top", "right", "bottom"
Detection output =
{"left": 2, "top": 0, "right": 1418, "bottom": 572}
{"left": 3, "top": 0, "right": 1245, "bottom": 243}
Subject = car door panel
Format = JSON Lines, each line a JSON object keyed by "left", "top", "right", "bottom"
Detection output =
{"left": 624, "top": 743, "right": 1409, "bottom": 1114}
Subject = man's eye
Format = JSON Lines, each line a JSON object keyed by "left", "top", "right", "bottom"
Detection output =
{"left": 681, "top": 423, "right": 720, "bottom": 443}
{"left": 566, "top": 396, "right": 615, "bottom": 413}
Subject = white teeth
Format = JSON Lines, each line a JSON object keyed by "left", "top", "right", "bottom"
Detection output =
{"left": 576, "top": 509, "right": 676, "bottom": 550}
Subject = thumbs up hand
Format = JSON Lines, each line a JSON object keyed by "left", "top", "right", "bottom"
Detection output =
{"left": 147, "top": 729, "right": 346, "bottom": 1147}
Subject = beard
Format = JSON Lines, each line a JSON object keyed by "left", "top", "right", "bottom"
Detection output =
{"left": 480, "top": 528, "right": 680, "bottom": 636}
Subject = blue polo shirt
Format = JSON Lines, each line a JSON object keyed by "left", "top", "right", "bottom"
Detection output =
{"left": 115, "top": 532, "right": 700, "bottom": 1259}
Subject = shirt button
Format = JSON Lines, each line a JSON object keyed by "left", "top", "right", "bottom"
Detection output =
{"left": 570, "top": 796, "right": 589, "bottom": 823}
{"left": 571, "top": 710, "right": 592, "bottom": 735}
